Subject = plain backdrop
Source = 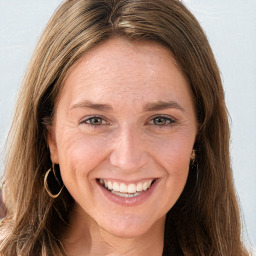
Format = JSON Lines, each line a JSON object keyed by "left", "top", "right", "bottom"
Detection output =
{"left": 0, "top": 0, "right": 255, "bottom": 252}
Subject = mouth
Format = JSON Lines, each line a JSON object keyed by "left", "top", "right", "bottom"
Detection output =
{"left": 97, "top": 178, "right": 157, "bottom": 198}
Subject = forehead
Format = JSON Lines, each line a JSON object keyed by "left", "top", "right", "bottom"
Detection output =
{"left": 58, "top": 37, "right": 192, "bottom": 108}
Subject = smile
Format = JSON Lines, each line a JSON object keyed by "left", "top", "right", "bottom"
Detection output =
{"left": 98, "top": 179, "right": 156, "bottom": 198}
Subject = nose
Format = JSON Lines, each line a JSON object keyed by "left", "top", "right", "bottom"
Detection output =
{"left": 109, "top": 126, "right": 148, "bottom": 172}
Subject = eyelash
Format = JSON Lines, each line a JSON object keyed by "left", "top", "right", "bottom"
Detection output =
{"left": 148, "top": 115, "right": 176, "bottom": 127}
{"left": 80, "top": 116, "right": 109, "bottom": 126}
{"left": 80, "top": 115, "right": 176, "bottom": 127}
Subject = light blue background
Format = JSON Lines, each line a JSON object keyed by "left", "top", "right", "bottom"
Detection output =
{"left": 0, "top": 0, "right": 255, "bottom": 252}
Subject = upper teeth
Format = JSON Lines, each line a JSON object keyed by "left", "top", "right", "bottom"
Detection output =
{"left": 99, "top": 179, "right": 153, "bottom": 194}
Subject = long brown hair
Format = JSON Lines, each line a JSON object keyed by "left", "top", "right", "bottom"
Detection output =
{"left": 0, "top": 0, "right": 249, "bottom": 255}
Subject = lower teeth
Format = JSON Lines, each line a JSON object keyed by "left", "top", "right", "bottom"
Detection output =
{"left": 111, "top": 190, "right": 141, "bottom": 198}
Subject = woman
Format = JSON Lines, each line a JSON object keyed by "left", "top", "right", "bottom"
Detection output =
{"left": 0, "top": 0, "right": 250, "bottom": 255}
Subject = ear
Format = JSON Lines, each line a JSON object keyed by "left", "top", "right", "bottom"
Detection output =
{"left": 47, "top": 125, "right": 59, "bottom": 164}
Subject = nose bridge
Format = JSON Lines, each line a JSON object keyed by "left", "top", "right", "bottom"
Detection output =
{"left": 109, "top": 124, "right": 147, "bottom": 171}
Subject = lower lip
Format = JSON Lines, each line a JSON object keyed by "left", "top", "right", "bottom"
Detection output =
{"left": 97, "top": 179, "right": 159, "bottom": 207}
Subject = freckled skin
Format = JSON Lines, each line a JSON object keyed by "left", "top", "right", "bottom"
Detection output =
{"left": 48, "top": 38, "right": 197, "bottom": 253}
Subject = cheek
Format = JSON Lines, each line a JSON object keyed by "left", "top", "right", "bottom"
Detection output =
{"left": 150, "top": 133, "right": 193, "bottom": 176}
{"left": 56, "top": 132, "right": 109, "bottom": 183}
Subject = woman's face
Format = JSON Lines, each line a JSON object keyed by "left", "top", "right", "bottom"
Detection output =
{"left": 48, "top": 38, "right": 197, "bottom": 238}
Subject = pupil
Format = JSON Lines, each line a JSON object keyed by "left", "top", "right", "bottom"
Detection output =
{"left": 154, "top": 117, "right": 165, "bottom": 125}
{"left": 91, "top": 118, "right": 101, "bottom": 125}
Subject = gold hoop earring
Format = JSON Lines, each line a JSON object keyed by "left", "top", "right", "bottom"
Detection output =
{"left": 44, "top": 164, "right": 64, "bottom": 198}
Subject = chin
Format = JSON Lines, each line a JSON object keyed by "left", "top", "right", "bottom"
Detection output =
{"left": 98, "top": 214, "right": 164, "bottom": 239}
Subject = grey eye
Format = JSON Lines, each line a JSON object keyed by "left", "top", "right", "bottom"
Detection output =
{"left": 152, "top": 116, "right": 174, "bottom": 126}
{"left": 86, "top": 117, "right": 103, "bottom": 125}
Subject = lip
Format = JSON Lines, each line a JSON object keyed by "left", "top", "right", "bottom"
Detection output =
{"left": 96, "top": 178, "right": 159, "bottom": 207}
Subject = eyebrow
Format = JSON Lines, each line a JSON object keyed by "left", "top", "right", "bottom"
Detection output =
{"left": 70, "top": 100, "right": 184, "bottom": 112}
{"left": 143, "top": 101, "right": 185, "bottom": 112}
{"left": 71, "top": 100, "right": 113, "bottom": 111}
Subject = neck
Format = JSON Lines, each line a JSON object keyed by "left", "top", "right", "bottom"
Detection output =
{"left": 62, "top": 205, "right": 165, "bottom": 256}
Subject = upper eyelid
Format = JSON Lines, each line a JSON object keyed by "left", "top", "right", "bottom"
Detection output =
{"left": 147, "top": 115, "right": 177, "bottom": 127}
{"left": 80, "top": 115, "right": 110, "bottom": 124}
{"left": 148, "top": 114, "right": 176, "bottom": 122}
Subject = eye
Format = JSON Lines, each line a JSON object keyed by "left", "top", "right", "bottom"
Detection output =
{"left": 150, "top": 116, "right": 176, "bottom": 126}
{"left": 80, "top": 116, "right": 108, "bottom": 126}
